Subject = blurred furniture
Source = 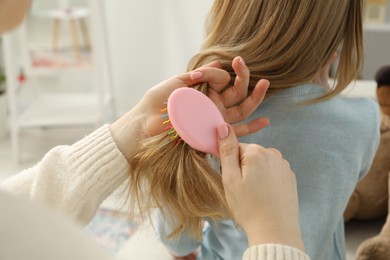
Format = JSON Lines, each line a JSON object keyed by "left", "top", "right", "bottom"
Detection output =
{"left": 0, "top": 94, "right": 7, "bottom": 139}
{"left": 361, "top": 2, "right": 390, "bottom": 80}
{"left": 2, "top": 0, "right": 115, "bottom": 163}
{"left": 50, "top": 8, "right": 91, "bottom": 60}
{"left": 365, "top": 0, "right": 388, "bottom": 24}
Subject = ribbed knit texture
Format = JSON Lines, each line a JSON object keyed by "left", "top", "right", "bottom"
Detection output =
{"left": 1, "top": 124, "right": 130, "bottom": 226}
{"left": 243, "top": 244, "right": 310, "bottom": 260}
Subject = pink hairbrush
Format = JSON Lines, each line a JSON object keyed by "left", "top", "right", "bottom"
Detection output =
{"left": 163, "top": 87, "right": 225, "bottom": 157}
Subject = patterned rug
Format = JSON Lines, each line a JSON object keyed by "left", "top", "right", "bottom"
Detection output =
{"left": 85, "top": 208, "right": 142, "bottom": 255}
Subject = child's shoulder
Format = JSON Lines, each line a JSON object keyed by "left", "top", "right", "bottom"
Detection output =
{"left": 334, "top": 95, "right": 379, "bottom": 118}
{"left": 332, "top": 95, "right": 380, "bottom": 133}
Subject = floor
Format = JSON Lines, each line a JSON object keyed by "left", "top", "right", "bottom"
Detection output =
{"left": 0, "top": 127, "right": 386, "bottom": 259}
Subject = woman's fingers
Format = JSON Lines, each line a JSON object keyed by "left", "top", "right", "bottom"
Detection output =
{"left": 175, "top": 67, "right": 231, "bottom": 91}
{"left": 168, "top": 58, "right": 270, "bottom": 137}
{"left": 233, "top": 117, "right": 270, "bottom": 138}
{"left": 220, "top": 56, "right": 250, "bottom": 108}
{"left": 218, "top": 123, "right": 242, "bottom": 182}
{"left": 223, "top": 79, "right": 269, "bottom": 124}
{"left": 200, "top": 60, "right": 222, "bottom": 69}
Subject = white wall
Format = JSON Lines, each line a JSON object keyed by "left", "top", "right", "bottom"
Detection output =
{"left": 27, "top": 0, "right": 388, "bottom": 115}
{"left": 361, "top": 3, "right": 390, "bottom": 80}
{"left": 362, "top": 29, "right": 390, "bottom": 80}
{"left": 103, "top": 0, "right": 213, "bottom": 115}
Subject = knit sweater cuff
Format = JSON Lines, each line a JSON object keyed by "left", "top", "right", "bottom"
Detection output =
{"left": 243, "top": 244, "right": 310, "bottom": 260}
{"left": 0, "top": 124, "right": 130, "bottom": 225}
{"left": 63, "top": 124, "right": 130, "bottom": 223}
{"left": 67, "top": 124, "right": 129, "bottom": 196}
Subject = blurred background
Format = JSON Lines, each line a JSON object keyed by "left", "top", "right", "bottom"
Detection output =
{"left": 0, "top": 0, "right": 389, "bottom": 164}
{"left": 0, "top": 0, "right": 213, "bottom": 165}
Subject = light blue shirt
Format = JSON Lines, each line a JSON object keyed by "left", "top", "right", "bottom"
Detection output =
{"left": 157, "top": 84, "right": 381, "bottom": 260}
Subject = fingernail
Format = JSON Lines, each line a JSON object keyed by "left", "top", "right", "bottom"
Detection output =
{"left": 190, "top": 71, "right": 203, "bottom": 80}
{"left": 218, "top": 123, "right": 229, "bottom": 139}
{"left": 238, "top": 56, "right": 246, "bottom": 67}
{"left": 260, "top": 79, "right": 270, "bottom": 90}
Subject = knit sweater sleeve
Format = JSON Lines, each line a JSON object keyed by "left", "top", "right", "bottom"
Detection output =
{"left": 0, "top": 124, "right": 130, "bottom": 226}
{"left": 242, "top": 244, "right": 310, "bottom": 260}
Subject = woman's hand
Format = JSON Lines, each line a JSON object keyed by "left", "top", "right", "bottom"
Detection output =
{"left": 111, "top": 57, "right": 269, "bottom": 160}
{"left": 217, "top": 123, "right": 305, "bottom": 252}
{"left": 138, "top": 56, "right": 269, "bottom": 137}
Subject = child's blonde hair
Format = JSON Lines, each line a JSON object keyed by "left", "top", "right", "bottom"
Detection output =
{"left": 129, "top": 0, "right": 363, "bottom": 240}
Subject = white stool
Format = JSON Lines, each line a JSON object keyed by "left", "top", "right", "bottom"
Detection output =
{"left": 49, "top": 8, "right": 91, "bottom": 60}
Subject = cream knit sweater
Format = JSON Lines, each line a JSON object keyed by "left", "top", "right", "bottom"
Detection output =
{"left": 0, "top": 124, "right": 309, "bottom": 260}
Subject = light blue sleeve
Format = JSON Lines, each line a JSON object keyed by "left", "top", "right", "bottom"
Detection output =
{"left": 358, "top": 99, "right": 381, "bottom": 179}
{"left": 155, "top": 210, "right": 201, "bottom": 257}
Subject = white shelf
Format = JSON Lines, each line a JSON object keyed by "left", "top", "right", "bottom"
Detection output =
{"left": 26, "top": 65, "right": 93, "bottom": 77}
{"left": 364, "top": 23, "right": 390, "bottom": 32}
{"left": 17, "top": 93, "right": 101, "bottom": 128}
{"left": 341, "top": 80, "right": 377, "bottom": 100}
{"left": 26, "top": 44, "right": 93, "bottom": 76}
{"left": 2, "top": 0, "right": 115, "bottom": 162}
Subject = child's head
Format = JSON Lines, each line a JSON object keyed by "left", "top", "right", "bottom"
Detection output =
{"left": 376, "top": 66, "right": 390, "bottom": 88}
{"left": 189, "top": 0, "right": 363, "bottom": 101}
{"left": 129, "top": 0, "right": 364, "bottom": 240}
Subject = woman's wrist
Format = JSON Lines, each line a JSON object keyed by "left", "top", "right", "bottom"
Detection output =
{"left": 109, "top": 104, "right": 145, "bottom": 162}
{"left": 245, "top": 223, "right": 305, "bottom": 252}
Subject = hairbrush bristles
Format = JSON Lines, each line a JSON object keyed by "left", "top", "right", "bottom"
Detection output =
{"left": 162, "top": 101, "right": 182, "bottom": 142}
